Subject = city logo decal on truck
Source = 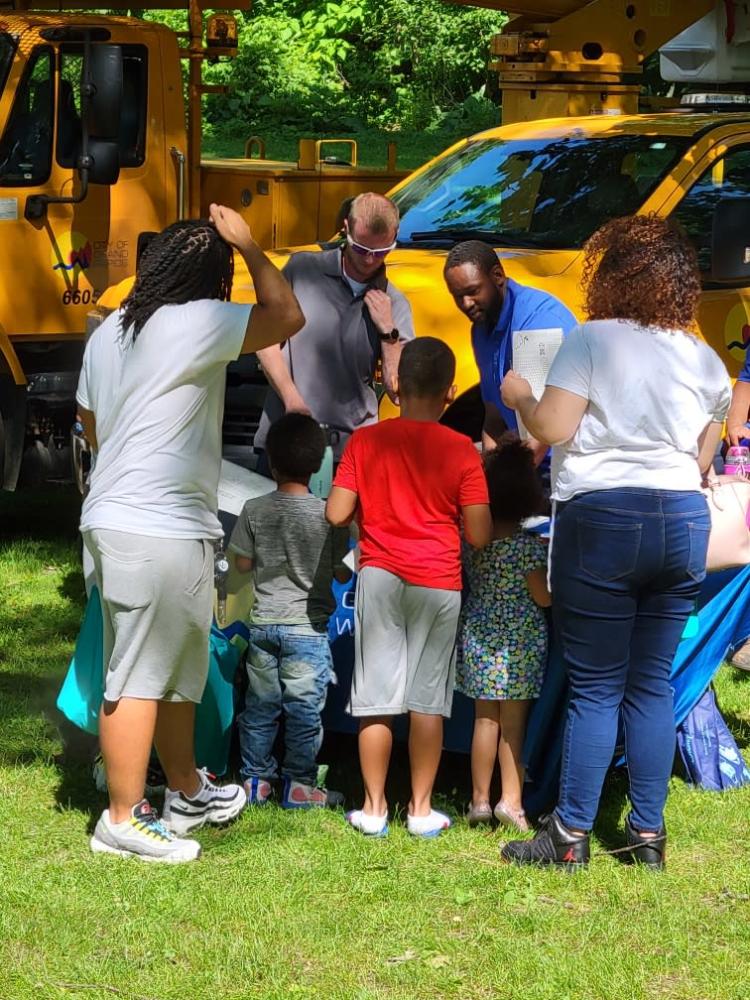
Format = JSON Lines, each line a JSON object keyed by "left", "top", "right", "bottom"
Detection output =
{"left": 51, "top": 231, "right": 93, "bottom": 275}
{"left": 724, "top": 301, "right": 750, "bottom": 361}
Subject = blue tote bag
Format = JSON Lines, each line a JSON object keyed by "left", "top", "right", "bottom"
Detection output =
{"left": 677, "top": 687, "right": 750, "bottom": 792}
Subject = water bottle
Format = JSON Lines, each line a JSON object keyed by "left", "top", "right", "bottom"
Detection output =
{"left": 214, "top": 545, "right": 230, "bottom": 627}
{"left": 724, "top": 445, "right": 750, "bottom": 477}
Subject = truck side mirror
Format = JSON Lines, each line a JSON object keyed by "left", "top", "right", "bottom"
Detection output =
{"left": 85, "top": 139, "right": 120, "bottom": 186}
{"left": 711, "top": 198, "right": 750, "bottom": 283}
{"left": 81, "top": 43, "right": 122, "bottom": 186}
{"left": 25, "top": 38, "right": 122, "bottom": 220}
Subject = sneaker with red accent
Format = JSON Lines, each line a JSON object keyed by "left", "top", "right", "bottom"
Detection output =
{"left": 281, "top": 778, "right": 331, "bottom": 809}
{"left": 500, "top": 812, "right": 590, "bottom": 868}
{"left": 90, "top": 799, "right": 201, "bottom": 864}
{"left": 244, "top": 777, "right": 273, "bottom": 806}
{"left": 162, "top": 768, "right": 246, "bottom": 835}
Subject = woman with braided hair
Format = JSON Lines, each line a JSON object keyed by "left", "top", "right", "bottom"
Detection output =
{"left": 499, "top": 215, "right": 731, "bottom": 870}
{"left": 76, "top": 204, "right": 303, "bottom": 863}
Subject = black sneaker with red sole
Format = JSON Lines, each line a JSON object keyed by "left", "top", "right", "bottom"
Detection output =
{"left": 500, "top": 812, "right": 590, "bottom": 868}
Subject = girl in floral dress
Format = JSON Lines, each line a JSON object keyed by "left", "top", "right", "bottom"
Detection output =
{"left": 457, "top": 439, "right": 551, "bottom": 831}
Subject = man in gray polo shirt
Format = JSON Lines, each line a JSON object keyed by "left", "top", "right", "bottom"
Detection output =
{"left": 254, "top": 192, "right": 415, "bottom": 461}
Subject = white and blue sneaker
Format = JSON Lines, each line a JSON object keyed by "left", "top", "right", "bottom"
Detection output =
{"left": 244, "top": 776, "right": 273, "bottom": 806}
{"left": 90, "top": 799, "right": 201, "bottom": 863}
{"left": 346, "top": 809, "right": 389, "bottom": 837}
{"left": 280, "top": 777, "right": 346, "bottom": 809}
{"left": 162, "top": 768, "right": 246, "bottom": 835}
{"left": 407, "top": 809, "right": 452, "bottom": 838}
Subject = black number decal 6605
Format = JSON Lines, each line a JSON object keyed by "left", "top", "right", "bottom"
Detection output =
{"left": 62, "top": 289, "right": 92, "bottom": 306}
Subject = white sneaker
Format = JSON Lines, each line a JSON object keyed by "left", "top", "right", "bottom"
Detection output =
{"left": 406, "top": 809, "right": 452, "bottom": 838}
{"left": 162, "top": 768, "right": 246, "bottom": 835}
{"left": 90, "top": 799, "right": 201, "bottom": 863}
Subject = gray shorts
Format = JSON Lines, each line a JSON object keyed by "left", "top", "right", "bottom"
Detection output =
{"left": 83, "top": 528, "right": 214, "bottom": 704}
{"left": 349, "top": 566, "right": 461, "bottom": 718}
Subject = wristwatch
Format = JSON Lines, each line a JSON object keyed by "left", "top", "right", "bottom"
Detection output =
{"left": 378, "top": 328, "right": 400, "bottom": 343}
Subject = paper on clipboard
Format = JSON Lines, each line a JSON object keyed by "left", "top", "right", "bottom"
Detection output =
{"left": 217, "top": 460, "right": 275, "bottom": 516}
{"left": 511, "top": 328, "right": 564, "bottom": 440}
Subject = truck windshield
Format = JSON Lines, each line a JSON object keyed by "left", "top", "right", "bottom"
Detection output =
{"left": 395, "top": 134, "right": 690, "bottom": 250}
{"left": 0, "top": 34, "right": 15, "bottom": 98}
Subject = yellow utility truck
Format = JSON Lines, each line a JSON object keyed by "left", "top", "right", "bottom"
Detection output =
{"left": 5, "top": 0, "right": 750, "bottom": 486}
{"left": 0, "top": 1, "right": 405, "bottom": 489}
{"left": 241, "top": 0, "right": 750, "bottom": 439}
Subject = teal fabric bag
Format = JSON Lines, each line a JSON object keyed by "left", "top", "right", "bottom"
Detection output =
{"left": 195, "top": 625, "right": 240, "bottom": 776}
{"left": 57, "top": 591, "right": 240, "bottom": 776}
{"left": 56, "top": 586, "right": 104, "bottom": 735}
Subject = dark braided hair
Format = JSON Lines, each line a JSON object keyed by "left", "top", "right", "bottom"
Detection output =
{"left": 120, "top": 220, "right": 234, "bottom": 341}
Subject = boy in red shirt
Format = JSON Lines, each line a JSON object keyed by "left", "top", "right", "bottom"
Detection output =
{"left": 326, "top": 338, "right": 492, "bottom": 837}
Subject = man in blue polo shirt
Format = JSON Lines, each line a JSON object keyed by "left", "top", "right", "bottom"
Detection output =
{"left": 727, "top": 350, "right": 750, "bottom": 448}
{"left": 444, "top": 241, "right": 577, "bottom": 457}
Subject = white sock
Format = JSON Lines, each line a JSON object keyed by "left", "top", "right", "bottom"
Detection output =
{"left": 346, "top": 809, "right": 388, "bottom": 835}
{"left": 407, "top": 809, "right": 451, "bottom": 836}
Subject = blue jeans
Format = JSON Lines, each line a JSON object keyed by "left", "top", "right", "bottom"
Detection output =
{"left": 237, "top": 624, "right": 334, "bottom": 785}
{"left": 551, "top": 489, "right": 710, "bottom": 832}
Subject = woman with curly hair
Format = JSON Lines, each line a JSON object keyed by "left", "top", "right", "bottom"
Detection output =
{"left": 500, "top": 215, "right": 731, "bottom": 869}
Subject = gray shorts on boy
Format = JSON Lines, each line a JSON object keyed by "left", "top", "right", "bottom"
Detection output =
{"left": 349, "top": 566, "right": 460, "bottom": 718}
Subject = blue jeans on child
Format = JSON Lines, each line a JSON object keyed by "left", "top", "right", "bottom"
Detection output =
{"left": 238, "top": 624, "right": 333, "bottom": 786}
{"left": 551, "top": 488, "right": 710, "bottom": 833}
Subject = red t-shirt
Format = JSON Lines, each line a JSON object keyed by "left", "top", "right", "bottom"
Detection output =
{"left": 333, "top": 418, "right": 489, "bottom": 590}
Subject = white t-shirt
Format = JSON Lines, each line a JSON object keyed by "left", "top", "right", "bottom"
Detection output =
{"left": 546, "top": 319, "right": 732, "bottom": 502}
{"left": 77, "top": 299, "right": 251, "bottom": 539}
{"left": 342, "top": 262, "right": 368, "bottom": 298}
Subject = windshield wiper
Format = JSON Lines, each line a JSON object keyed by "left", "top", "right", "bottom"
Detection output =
{"left": 402, "top": 228, "right": 533, "bottom": 247}
{"left": 401, "top": 228, "right": 569, "bottom": 250}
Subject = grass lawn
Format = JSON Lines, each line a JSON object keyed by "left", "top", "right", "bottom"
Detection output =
{"left": 2, "top": 489, "right": 750, "bottom": 1000}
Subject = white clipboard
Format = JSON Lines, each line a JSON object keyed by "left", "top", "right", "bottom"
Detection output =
{"left": 511, "top": 327, "right": 564, "bottom": 439}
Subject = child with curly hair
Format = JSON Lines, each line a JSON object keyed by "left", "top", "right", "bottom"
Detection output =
{"left": 457, "top": 438, "right": 551, "bottom": 832}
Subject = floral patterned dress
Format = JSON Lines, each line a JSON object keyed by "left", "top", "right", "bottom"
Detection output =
{"left": 456, "top": 532, "right": 548, "bottom": 700}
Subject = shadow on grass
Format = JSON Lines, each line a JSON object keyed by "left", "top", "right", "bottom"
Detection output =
{"left": 54, "top": 735, "right": 103, "bottom": 835}
{"left": 591, "top": 767, "right": 631, "bottom": 854}
{"left": 318, "top": 731, "right": 474, "bottom": 819}
{"left": 722, "top": 710, "right": 750, "bottom": 749}
{"left": 59, "top": 566, "right": 86, "bottom": 605}
{"left": 0, "top": 485, "right": 81, "bottom": 540}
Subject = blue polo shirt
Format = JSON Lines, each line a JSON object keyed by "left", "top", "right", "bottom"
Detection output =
{"left": 471, "top": 278, "right": 577, "bottom": 431}
{"left": 739, "top": 348, "right": 750, "bottom": 383}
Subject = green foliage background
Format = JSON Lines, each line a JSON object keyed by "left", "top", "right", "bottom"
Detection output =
{"left": 143, "top": 1, "right": 507, "bottom": 163}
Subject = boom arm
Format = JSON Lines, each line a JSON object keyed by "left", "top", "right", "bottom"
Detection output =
{"left": 451, "top": 0, "right": 717, "bottom": 121}
{"left": 10, "top": 1, "right": 248, "bottom": 8}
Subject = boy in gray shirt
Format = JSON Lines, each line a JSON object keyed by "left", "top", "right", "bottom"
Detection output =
{"left": 229, "top": 414, "right": 351, "bottom": 808}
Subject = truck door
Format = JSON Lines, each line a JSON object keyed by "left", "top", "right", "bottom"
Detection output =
{"left": 666, "top": 140, "right": 750, "bottom": 376}
{"left": 0, "top": 32, "right": 167, "bottom": 489}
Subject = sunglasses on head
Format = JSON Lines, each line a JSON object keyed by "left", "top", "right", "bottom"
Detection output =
{"left": 345, "top": 232, "right": 397, "bottom": 259}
